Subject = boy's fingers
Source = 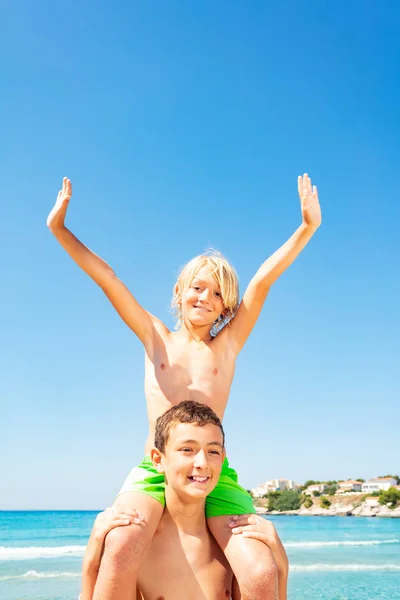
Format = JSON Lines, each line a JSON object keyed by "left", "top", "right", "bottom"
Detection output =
{"left": 113, "top": 510, "right": 144, "bottom": 524}
{"left": 231, "top": 526, "right": 245, "bottom": 534}
{"left": 110, "top": 519, "right": 131, "bottom": 528}
{"left": 242, "top": 530, "right": 264, "bottom": 542}
{"left": 229, "top": 518, "right": 248, "bottom": 527}
{"left": 228, "top": 514, "right": 255, "bottom": 527}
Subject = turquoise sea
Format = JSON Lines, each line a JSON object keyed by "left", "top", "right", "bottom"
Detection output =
{"left": 1, "top": 511, "right": 399, "bottom": 599}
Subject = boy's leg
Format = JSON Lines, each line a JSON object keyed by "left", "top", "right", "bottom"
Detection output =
{"left": 207, "top": 516, "right": 277, "bottom": 600}
{"left": 206, "top": 458, "right": 278, "bottom": 600}
{"left": 93, "top": 491, "right": 163, "bottom": 600}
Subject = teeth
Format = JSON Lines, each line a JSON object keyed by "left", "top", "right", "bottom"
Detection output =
{"left": 191, "top": 476, "right": 208, "bottom": 483}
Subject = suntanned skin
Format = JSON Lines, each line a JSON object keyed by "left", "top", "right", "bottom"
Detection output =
{"left": 48, "top": 174, "right": 320, "bottom": 599}
{"left": 136, "top": 422, "right": 233, "bottom": 600}
{"left": 82, "top": 419, "right": 288, "bottom": 600}
{"left": 143, "top": 314, "right": 235, "bottom": 454}
{"left": 48, "top": 175, "right": 321, "bottom": 455}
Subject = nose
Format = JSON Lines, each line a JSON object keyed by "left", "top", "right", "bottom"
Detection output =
{"left": 199, "top": 288, "right": 211, "bottom": 301}
{"left": 193, "top": 449, "right": 208, "bottom": 469}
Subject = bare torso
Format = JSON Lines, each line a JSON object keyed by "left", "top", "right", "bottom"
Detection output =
{"left": 143, "top": 323, "right": 235, "bottom": 454}
{"left": 137, "top": 516, "right": 233, "bottom": 599}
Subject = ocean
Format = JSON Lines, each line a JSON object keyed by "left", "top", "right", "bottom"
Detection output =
{"left": 1, "top": 511, "right": 399, "bottom": 599}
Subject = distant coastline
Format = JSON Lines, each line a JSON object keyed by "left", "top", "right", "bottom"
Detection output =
{"left": 254, "top": 493, "right": 400, "bottom": 518}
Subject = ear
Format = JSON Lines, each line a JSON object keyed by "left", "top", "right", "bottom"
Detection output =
{"left": 151, "top": 447, "right": 164, "bottom": 473}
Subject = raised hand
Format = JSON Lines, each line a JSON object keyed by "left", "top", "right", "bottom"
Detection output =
{"left": 298, "top": 173, "right": 322, "bottom": 230}
{"left": 47, "top": 177, "right": 72, "bottom": 231}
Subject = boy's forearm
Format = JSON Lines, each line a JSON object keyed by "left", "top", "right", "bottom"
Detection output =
{"left": 80, "top": 560, "right": 100, "bottom": 600}
{"left": 277, "top": 571, "right": 288, "bottom": 600}
{"left": 268, "top": 538, "right": 288, "bottom": 600}
{"left": 253, "top": 223, "right": 318, "bottom": 290}
{"left": 80, "top": 535, "right": 103, "bottom": 600}
{"left": 50, "top": 226, "right": 115, "bottom": 289}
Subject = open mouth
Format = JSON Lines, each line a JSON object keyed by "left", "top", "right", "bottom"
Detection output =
{"left": 188, "top": 475, "right": 210, "bottom": 484}
{"left": 193, "top": 306, "right": 211, "bottom": 312}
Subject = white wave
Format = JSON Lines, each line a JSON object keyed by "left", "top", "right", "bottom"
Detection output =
{"left": 285, "top": 538, "right": 399, "bottom": 548}
{"left": 0, "top": 570, "right": 80, "bottom": 581}
{"left": 0, "top": 545, "right": 86, "bottom": 560}
{"left": 291, "top": 563, "right": 400, "bottom": 572}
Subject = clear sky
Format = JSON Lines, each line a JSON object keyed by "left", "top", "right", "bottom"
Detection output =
{"left": 1, "top": 1, "right": 399, "bottom": 509}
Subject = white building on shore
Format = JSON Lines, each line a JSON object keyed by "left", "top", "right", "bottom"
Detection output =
{"left": 362, "top": 477, "right": 398, "bottom": 493}
{"left": 251, "top": 479, "right": 299, "bottom": 497}
{"left": 337, "top": 480, "right": 363, "bottom": 493}
{"left": 304, "top": 483, "right": 328, "bottom": 495}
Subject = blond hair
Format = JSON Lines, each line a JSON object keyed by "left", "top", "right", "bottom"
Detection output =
{"left": 171, "top": 250, "right": 239, "bottom": 335}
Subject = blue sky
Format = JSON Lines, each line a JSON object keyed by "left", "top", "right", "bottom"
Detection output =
{"left": 1, "top": 1, "right": 399, "bottom": 509}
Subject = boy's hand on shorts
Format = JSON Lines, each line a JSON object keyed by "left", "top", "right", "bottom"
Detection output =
{"left": 229, "top": 514, "right": 289, "bottom": 577}
{"left": 298, "top": 173, "right": 321, "bottom": 230}
{"left": 47, "top": 177, "right": 72, "bottom": 230}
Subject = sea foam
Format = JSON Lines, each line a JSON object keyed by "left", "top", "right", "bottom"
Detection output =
{"left": 285, "top": 539, "right": 399, "bottom": 548}
{"left": 290, "top": 563, "right": 400, "bottom": 571}
{"left": 0, "top": 570, "right": 80, "bottom": 581}
{"left": 0, "top": 545, "right": 86, "bottom": 560}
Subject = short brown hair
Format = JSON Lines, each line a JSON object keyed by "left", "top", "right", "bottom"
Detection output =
{"left": 154, "top": 401, "right": 225, "bottom": 453}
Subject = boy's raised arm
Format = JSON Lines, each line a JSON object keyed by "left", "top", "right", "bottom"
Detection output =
{"left": 228, "top": 173, "right": 322, "bottom": 354}
{"left": 47, "top": 178, "right": 156, "bottom": 347}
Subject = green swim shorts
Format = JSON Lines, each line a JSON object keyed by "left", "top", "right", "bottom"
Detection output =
{"left": 117, "top": 456, "right": 255, "bottom": 518}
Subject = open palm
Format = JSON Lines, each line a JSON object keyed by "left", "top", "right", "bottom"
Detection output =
{"left": 47, "top": 177, "right": 72, "bottom": 230}
{"left": 298, "top": 173, "right": 321, "bottom": 229}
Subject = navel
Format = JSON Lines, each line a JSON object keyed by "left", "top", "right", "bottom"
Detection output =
{"left": 156, "top": 597, "right": 165, "bottom": 600}
{"left": 160, "top": 363, "right": 166, "bottom": 371}
{"left": 213, "top": 368, "right": 218, "bottom": 376}
{"left": 225, "top": 590, "right": 230, "bottom": 597}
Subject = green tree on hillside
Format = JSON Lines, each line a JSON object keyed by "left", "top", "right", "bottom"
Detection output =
{"left": 267, "top": 491, "right": 302, "bottom": 511}
{"left": 320, "top": 497, "right": 331, "bottom": 509}
{"left": 267, "top": 492, "right": 281, "bottom": 511}
{"left": 379, "top": 488, "right": 400, "bottom": 508}
{"left": 273, "top": 491, "right": 302, "bottom": 511}
{"left": 301, "top": 480, "right": 320, "bottom": 490}
{"left": 303, "top": 497, "right": 313, "bottom": 509}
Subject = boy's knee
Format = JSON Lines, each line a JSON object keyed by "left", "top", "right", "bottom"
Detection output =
{"left": 103, "top": 525, "right": 144, "bottom": 571}
{"left": 242, "top": 560, "right": 278, "bottom": 600}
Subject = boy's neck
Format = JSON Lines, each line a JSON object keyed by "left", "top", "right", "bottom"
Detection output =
{"left": 163, "top": 489, "right": 207, "bottom": 535}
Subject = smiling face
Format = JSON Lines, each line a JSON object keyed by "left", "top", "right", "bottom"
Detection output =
{"left": 181, "top": 266, "right": 226, "bottom": 328}
{"left": 171, "top": 252, "right": 240, "bottom": 333}
{"left": 153, "top": 421, "right": 225, "bottom": 501}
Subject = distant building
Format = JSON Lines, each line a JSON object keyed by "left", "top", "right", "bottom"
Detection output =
{"left": 364, "top": 496, "right": 380, "bottom": 507}
{"left": 362, "top": 478, "right": 398, "bottom": 493}
{"left": 305, "top": 483, "right": 328, "bottom": 495}
{"left": 274, "top": 479, "right": 298, "bottom": 491}
{"left": 251, "top": 478, "right": 299, "bottom": 497}
{"left": 337, "top": 480, "right": 363, "bottom": 493}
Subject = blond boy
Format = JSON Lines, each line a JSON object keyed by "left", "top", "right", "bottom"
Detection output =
{"left": 47, "top": 173, "right": 321, "bottom": 599}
